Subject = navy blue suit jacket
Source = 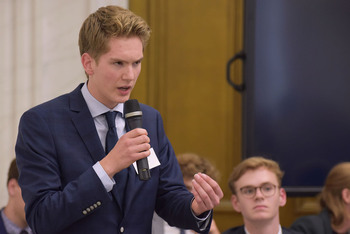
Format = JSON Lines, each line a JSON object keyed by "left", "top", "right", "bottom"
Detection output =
{"left": 290, "top": 209, "right": 333, "bottom": 234}
{"left": 223, "top": 225, "right": 302, "bottom": 234}
{"left": 15, "top": 84, "right": 209, "bottom": 234}
{"left": 0, "top": 213, "right": 7, "bottom": 234}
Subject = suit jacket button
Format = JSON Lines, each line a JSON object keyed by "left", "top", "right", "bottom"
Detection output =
{"left": 120, "top": 227, "right": 124, "bottom": 233}
{"left": 86, "top": 208, "right": 91, "bottom": 212}
{"left": 82, "top": 210, "right": 87, "bottom": 215}
{"left": 90, "top": 205, "right": 94, "bottom": 210}
{"left": 97, "top": 201, "right": 101, "bottom": 206}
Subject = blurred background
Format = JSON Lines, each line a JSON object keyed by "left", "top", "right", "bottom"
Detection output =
{"left": 2, "top": 0, "right": 349, "bottom": 232}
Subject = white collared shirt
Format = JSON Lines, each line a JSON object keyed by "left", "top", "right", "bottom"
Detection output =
{"left": 244, "top": 224, "right": 282, "bottom": 234}
{"left": 81, "top": 82, "right": 126, "bottom": 192}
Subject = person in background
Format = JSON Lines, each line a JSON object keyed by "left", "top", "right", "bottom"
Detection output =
{"left": 152, "top": 153, "right": 221, "bottom": 234}
{"left": 291, "top": 162, "right": 350, "bottom": 234}
{"left": 0, "top": 159, "right": 32, "bottom": 234}
{"left": 223, "top": 156, "right": 300, "bottom": 234}
{"left": 15, "top": 5, "right": 223, "bottom": 234}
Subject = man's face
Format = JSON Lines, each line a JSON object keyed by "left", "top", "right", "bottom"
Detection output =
{"left": 230, "top": 167, "right": 286, "bottom": 224}
{"left": 84, "top": 36, "right": 143, "bottom": 109}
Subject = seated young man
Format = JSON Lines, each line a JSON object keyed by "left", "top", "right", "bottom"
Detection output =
{"left": 0, "top": 159, "right": 33, "bottom": 234}
{"left": 223, "top": 156, "right": 300, "bottom": 234}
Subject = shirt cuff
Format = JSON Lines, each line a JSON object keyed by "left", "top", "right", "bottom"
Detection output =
{"left": 93, "top": 162, "right": 115, "bottom": 192}
{"left": 190, "top": 197, "right": 212, "bottom": 231}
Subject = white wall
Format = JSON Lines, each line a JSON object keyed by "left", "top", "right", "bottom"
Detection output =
{"left": 0, "top": 0, "right": 128, "bottom": 207}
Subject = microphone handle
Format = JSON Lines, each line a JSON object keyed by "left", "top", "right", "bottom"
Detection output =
{"left": 137, "top": 158, "right": 151, "bottom": 180}
{"left": 126, "top": 115, "right": 151, "bottom": 180}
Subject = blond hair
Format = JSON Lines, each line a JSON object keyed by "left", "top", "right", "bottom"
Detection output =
{"left": 320, "top": 162, "right": 350, "bottom": 227}
{"left": 78, "top": 5, "right": 151, "bottom": 65}
{"left": 228, "top": 156, "right": 284, "bottom": 194}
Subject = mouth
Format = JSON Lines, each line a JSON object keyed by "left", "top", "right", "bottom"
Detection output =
{"left": 117, "top": 86, "right": 132, "bottom": 95}
{"left": 254, "top": 205, "right": 267, "bottom": 210}
{"left": 118, "top": 86, "right": 131, "bottom": 91}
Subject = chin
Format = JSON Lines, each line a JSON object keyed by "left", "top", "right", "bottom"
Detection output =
{"left": 252, "top": 214, "right": 273, "bottom": 221}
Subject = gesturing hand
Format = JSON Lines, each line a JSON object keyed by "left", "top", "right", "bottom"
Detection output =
{"left": 191, "top": 173, "right": 224, "bottom": 216}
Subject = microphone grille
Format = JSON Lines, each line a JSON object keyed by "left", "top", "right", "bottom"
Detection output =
{"left": 124, "top": 99, "right": 141, "bottom": 116}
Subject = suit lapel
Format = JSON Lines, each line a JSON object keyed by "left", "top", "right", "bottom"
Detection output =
{"left": 68, "top": 85, "right": 142, "bottom": 213}
{"left": 69, "top": 84, "right": 105, "bottom": 163}
{"left": 123, "top": 165, "right": 138, "bottom": 212}
{"left": 109, "top": 165, "right": 136, "bottom": 212}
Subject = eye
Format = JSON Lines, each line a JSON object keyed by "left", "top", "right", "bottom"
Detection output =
{"left": 114, "top": 61, "right": 123, "bottom": 66}
{"left": 262, "top": 183, "right": 274, "bottom": 192}
{"left": 243, "top": 187, "right": 255, "bottom": 195}
{"left": 134, "top": 60, "right": 142, "bottom": 66}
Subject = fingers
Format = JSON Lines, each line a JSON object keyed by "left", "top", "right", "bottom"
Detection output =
{"left": 120, "top": 128, "right": 151, "bottom": 153}
{"left": 125, "top": 128, "right": 149, "bottom": 141}
{"left": 103, "top": 129, "right": 151, "bottom": 177}
{"left": 198, "top": 173, "right": 224, "bottom": 199}
{"left": 191, "top": 173, "right": 224, "bottom": 215}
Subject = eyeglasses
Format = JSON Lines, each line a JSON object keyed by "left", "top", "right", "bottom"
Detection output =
{"left": 239, "top": 183, "right": 278, "bottom": 198}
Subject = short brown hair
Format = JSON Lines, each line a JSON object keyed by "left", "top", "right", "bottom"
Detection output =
{"left": 228, "top": 156, "right": 284, "bottom": 195}
{"left": 320, "top": 162, "right": 350, "bottom": 227}
{"left": 7, "top": 158, "right": 19, "bottom": 185}
{"left": 78, "top": 5, "right": 151, "bottom": 64}
{"left": 177, "top": 153, "right": 219, "bottom": 181}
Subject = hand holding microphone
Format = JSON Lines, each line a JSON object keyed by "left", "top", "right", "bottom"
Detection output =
{"left": 124, "top": 99, "right": 151, "bottom": 181}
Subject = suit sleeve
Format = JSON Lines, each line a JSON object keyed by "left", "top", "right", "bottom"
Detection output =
{"left": 145, "top": 108, "right": 212, "bottom": 233}
{"left": 290, "top": 215, "right": 325, "bottom": 234}
{"left": 15, "top": 109, "right": 111, "bottom": 234}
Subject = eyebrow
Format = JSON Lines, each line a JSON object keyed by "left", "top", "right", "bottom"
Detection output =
{"left": 110, "top": 57, "right": 144, "bottom": 63}
{"left": 240, "top": 182, "right": 274, "bottom": 188}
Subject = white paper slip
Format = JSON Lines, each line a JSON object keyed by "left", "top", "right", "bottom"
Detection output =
{"left": 133, "top": 148, "right": 160, "bottom": 174}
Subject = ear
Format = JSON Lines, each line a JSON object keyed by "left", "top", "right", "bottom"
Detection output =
{"left": 231, "top": 194, "right": 242, "bottom": 213}
{"left": 342, "top": 188, "right": 350, "bottom": 204}
{"left": 7, "top": 178, "right": 18, "bottom": 197}
{"left": 81, "top": 53, "right": 95, "bottom": 76}
{"left": 279, "top": 188, "right": 287, "bottom": 207}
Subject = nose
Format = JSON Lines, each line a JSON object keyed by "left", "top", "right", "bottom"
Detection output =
{"left": 254, "top": 187, "right": 264, "bottom": 198}
{"left": 121, "top": 65, "right": 134, "bottom": 80}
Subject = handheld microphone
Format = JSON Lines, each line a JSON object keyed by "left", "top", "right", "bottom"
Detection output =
{"left": 124, "top": 99, "right": 151, "bottom": 181}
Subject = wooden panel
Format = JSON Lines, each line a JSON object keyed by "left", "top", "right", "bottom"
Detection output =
{"left": 130, "top": 0, "right": 245, "bottom": 231}
{"left": 130, "top": 0, "right": 321, "bottom": 232}
{"left": 131, "top": 0, "right": 243, "bottom": 195}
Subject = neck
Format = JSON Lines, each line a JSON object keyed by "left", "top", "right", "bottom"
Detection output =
{"left": 244, "top": 218, "right": 281, "bottom": 234}
{"left": 3, "top": 203, "right": 27, "bottom": 229}
{"left": 332, "top": 208, "right": 350, "bottom": 234}
{"left": 332, "top": 222, "right": 350, "bottom": 234}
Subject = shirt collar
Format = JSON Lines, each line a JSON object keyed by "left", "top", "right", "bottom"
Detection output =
{"left": 81, "top": 82, "right": 124, "bottom": 118}
{"left": 1, "top": 209, "right": 32, "bottom": 234}
{"left": 244, "top": 224, "right": 282, "bottom": 234}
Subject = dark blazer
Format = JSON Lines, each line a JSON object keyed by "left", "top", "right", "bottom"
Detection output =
{"left": 0, "top": 210, "right": 7, "bottom": 234}
{"left": 290, "top": 209, "right": 333, "bottom": 234}
{"left": 223, "top": 225, "right": 302, "bottom": 234}
{"left": 15, "top": 84, "right": 209, "bottom": 234}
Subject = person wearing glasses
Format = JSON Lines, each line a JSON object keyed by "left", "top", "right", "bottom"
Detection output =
{"left": 223, "top": 156, "right": 300, "bottom": 234}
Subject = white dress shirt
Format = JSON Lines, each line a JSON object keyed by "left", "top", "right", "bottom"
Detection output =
{"left": 81, "top": 82, "right": 125, "bottom": 192}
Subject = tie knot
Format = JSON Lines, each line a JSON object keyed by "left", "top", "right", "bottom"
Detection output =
{"left": 105, "top": 111, "right": 117, "bottom": 128}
